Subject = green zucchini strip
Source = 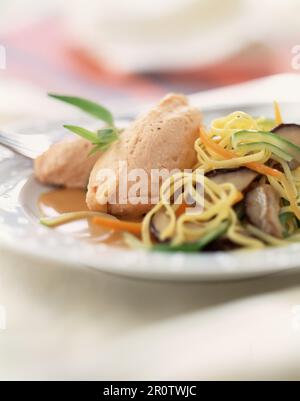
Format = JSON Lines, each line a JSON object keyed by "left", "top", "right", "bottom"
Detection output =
{"left": 232, "top": 130, "right": 300, "bottom": 162}
{"left": 153, "top": 220, "right": 230, "bottom": 253}
{"left": 40, "top": 212, "right": 116, "bottom": 228}
{"left": 235, "top": 142, "right": 293, "bottom": 162}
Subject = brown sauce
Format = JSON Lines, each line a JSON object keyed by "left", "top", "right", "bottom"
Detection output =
{"left": 38, "top": 188, "right": 125, "bottom": 246}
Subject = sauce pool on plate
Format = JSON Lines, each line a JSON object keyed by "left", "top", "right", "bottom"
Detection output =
{"left": 38, "top": 188, "right": 125, "bottom": 246}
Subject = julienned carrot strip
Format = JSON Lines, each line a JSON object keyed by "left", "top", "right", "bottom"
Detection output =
{"left": 234, "top": 191, "right": 244, "bottom": 205}
{"left": 175, "top": 203, "right": 188, "bottom": 217}
{"left": 199, "top": 128, "right": 282, "bottom": 178}
{"left": 93, "top": 216, "right": 142, "bottom": 235}
{"left": 274, "top": 101, "right": 283, "bottom": 126}
{"left": 200, "top": 128, "right": 236, "bottom": 159}
{"left": 246, "top": 161, "right": 282, "bottom": 178}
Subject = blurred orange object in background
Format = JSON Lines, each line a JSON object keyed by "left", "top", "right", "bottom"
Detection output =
{"left": 0, "top": 0, "right": 297, "bottom": 107}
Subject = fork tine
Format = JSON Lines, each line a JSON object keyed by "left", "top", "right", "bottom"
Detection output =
{"left": 0, "top": 135, "right": 48, "bottom": 150}
{"left": 0, "top": 117, "right": 132, "bottom": 160}
{"left": 0, "top": 130, "right": 52, "bottom": 159}
{"left": 0, "top": 132, "right": 50, "bottom": 159}
{"left": 0, "top": 141, "right": 39, "bottom": 159}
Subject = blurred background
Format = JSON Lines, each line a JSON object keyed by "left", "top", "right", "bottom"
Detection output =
{"left": 0, "top": 0, "right": 299, "bottom": 112}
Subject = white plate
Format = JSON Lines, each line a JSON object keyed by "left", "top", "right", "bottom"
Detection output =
{"left": 1, "top": 102, "right": 300, "bottom": 282}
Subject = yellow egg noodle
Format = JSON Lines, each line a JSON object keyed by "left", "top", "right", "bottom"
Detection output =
{"left": 141, "top": 107, "right": 300, "bottom": 251}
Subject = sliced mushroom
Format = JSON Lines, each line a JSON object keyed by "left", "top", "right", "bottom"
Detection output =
{"left": 272, "top": 124, "right": 300, "bottom": 169}
{"left": 205, "top": 238, "right": 240, "bottom": 252}
{"left": 245, "top": 184, "right": 283, "bottom": 238}
{"left": 207, "top": 168, "right": 258, "bottom": 192}
{"left": 272, "top": 124, "right": 300, "bottom": 146}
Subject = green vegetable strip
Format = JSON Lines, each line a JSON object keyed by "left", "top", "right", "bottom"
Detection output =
{"left": 63, "top": 125, "right": 99, "bottom": 143}
{"left": 49, "top": 93, "right": 120, "bottom": 154}
{"left": 63, "top": 125, "right": 119, "bottom": 154}
{"left": 48, "top": 94, "right": 114, "bottom": 126}
{"left": 41, "top": 212, "right": 116, "bottom": 228}
{"left": 153, "top": 221, "right": 230, "bottom": 253}
{"left": 236, "top": 142, "right": 293, "bottom": 162}
{"left": 232, "top": 130, "right": 300, "bottom": 162}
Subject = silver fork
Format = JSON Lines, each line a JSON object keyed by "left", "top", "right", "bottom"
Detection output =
{"left": 0, "top": 117, "right": 133, "bottom": 159}
{"left": 0, "top": 130, "right": 54, "bottom": 159}
{"left": 0, "top": 117, "right": 80, "bottom": 159}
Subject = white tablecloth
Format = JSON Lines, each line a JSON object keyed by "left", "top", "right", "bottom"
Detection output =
{"left": 1, "top": 74, "right": 300, "bottom": 380}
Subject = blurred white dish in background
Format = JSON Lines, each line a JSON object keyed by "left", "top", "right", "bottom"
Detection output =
{"left": 0, "top": 0, "right": 299, "bottom": 72}
{"left": 63, "top": 0, "right": 300, "bottom": 73}
{"left": 63, "top": 0, "right": 250, "bottom": 72}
